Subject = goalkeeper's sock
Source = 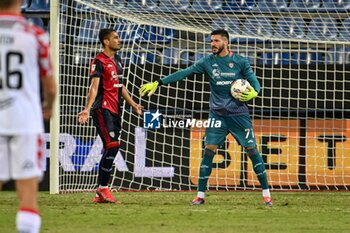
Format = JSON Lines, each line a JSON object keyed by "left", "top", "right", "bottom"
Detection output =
{"left": 247, "top": 148, "right": 269, "bottom": 190}
{"left": 16, "top": 208, "right": 41, "bottom": 233}
{"left": 263, "top": 189, "right": 271, "bottom": 198}
{"left": 197, "top": 191, "right": 205, "bottom": 199}
{"left": 198, "top": 148, "right": 215, "bottom": 193}
{"left": 97, "top": 147, "right": 119, "bottom": 186}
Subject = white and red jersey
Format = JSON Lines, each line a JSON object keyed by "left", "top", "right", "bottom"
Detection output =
{"left": 0, "top": 14, "right": 53, "bottom": 134}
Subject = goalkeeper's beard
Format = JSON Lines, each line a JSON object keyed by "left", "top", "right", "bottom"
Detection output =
{"left": 212, "top": 44, "right": 225, "bottom": 55}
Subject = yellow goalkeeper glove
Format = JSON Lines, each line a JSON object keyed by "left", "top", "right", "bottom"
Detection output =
{"left": 239, "top": 85, "right": 258, "bottom": 102}
{"left": 139, "top": 81, "right": 159, "bottom": 97}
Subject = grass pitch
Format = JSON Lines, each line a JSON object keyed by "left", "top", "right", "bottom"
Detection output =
{"left": 0, "top": 191, "right": 350, "bottom": 233}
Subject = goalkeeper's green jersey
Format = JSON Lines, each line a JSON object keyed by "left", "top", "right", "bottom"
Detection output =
{"left": 161, "top": 52, "right": 260, "bottom": 116}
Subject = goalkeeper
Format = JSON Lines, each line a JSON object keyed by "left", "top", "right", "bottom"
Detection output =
{"left": 140, "top": 29, "right": 272, "bottom": 206}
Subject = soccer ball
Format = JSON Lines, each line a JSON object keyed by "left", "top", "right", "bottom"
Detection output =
{"left": 230, "top": 79, "right": 249, "bottom": 99}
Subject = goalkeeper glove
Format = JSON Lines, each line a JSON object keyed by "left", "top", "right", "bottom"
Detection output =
{"left": 139, "top": 81, "right": 159, "bottom": 97}
{"left": 239, "top": 85, "right": 258, "bottom": 102}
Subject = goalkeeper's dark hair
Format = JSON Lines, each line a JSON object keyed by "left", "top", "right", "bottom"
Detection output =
{"left": 99, "top": 28, "right": 115, "bottom": 47}
{"left": 0, "top": 0, "right": 21, "bottom": 8}
{"left": 211, "top": 29, "right": 230, "bottom": 42}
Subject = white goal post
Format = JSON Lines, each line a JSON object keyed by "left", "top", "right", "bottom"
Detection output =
{"left": 50, "top": 0, "right": 350, "bottom": 193}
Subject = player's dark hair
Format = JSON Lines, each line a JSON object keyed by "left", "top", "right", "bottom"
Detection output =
{"left": 98, "top": 28, "right": 115, "bottom": 47}
{"left": 0, "top": 0, "right": 20, "bottom": 8}
{"left": 211, "top": 29, "right": 230, "bottom": 42}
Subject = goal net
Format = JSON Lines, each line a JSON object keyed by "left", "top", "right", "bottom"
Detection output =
{"left": 54, "top": 0, "right": 350, "bottom": 192}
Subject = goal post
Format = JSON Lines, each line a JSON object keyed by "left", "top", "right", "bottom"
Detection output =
{"left": 49, "top": 0, "right": 60, "bottom": 194}
{"left": 53, "top": 0, "right": 350, "bottom": 193}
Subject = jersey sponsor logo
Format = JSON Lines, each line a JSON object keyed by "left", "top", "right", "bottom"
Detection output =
{"left": 107, "top": 64, "right": 113, "bottom": 68}
{"left": 216, "top": 80, "right": 233, "bottom": 85}
{"left": 22, "top": 160, "right": 34, "bottom": 170}
{"left": 0, "top": 97, "right": 15, "bottom": 109}
{"left": 221, "top": 72, "right": 236, "bottom": 77}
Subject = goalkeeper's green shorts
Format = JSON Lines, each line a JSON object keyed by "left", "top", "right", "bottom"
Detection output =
{"left": 205, "top": 111, "right": 257, "bottom": 148}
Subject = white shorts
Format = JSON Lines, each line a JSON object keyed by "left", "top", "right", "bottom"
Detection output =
{"left": 0, "top": 134, "right": 44, "bottom": 181}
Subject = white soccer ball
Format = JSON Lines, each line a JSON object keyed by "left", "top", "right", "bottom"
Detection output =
{"left": 230, "top": 79, "right": 249, "bottom": 99}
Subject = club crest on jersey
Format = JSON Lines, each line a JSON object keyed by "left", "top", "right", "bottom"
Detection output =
{"left": 91, "top": 64, "right": 96, "bottom": 72}
{"left": 229, "top": 62, "right": 234, "bottom": 68}
{"left": 111, "top": 71, "right": 118, "bottom": 79}
{"left": 109, "top": 132, "right": 115, "bottom": 138}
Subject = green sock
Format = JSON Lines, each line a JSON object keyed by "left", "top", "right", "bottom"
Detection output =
{"left": 198, "top": 148, "right": 215, "bottom": 192}
{"left": 248, "top": 148, "right": 269, "bottom": 190}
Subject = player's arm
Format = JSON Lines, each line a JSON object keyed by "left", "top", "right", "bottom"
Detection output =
{"left": 78, "top": 59, "right": 103, "bottom": 124}
{"left": 139, "top": 58, "right": 206, "bottom": 97}
{"left": 78, "top": 78, "right": 99, "bottom": 124}
{"left": 41, "top": 75, "right": 57, "bottom": 120}
{"left": 36, "top": 29, "right": 57, "bottom": 120}
{"left": 239, "top": 58, "right": 260, "bottom": 102}
{"left": 121, "top": 85, "right": 143, "bottom": 115}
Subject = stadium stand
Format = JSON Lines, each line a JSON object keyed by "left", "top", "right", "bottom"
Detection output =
{"left": 223, "top": 0, "right": 256, "bottom": 11}
{"left": 240, "top": 17, "right": 273, "bottom": 42}
{"left": 338, "top": 17, "right": 350, "bottom": 41}
{"left": 163, "top": 48, "right": 181, "bottom": 65}
{"left": 21, "top": 0, "right": 30, "bottom": 11}
{"left": 255, "top": 0, "right": 288, "bottom": 12}
{"left": 19, "top": 1, "right": 349, "bottom": 65}
{"left": 289, "top": 0, "right": 321, "bottom": 11}
{"left": 292, "top": 50, "right": 324, "bottom": 64}
{"left": 179, "top": 50, "right": 196, "bottom": 64}
{"left": 306, "top": 17, "right": 338, "bottom": 41}
{"left": 114, "top": 22, "right": 142, "bottom": 43}
{"left": 274, "top": 16, "right": 306, "bottom": 39}
{"left": 26, "top": 0, "right": 50, "bottom": 13}
{"left": 132, "top": 50, "right": 162, "bottom": 64}
{"left": 138, "top": 26, "right": 175, "bottom": 43}
{"left": 326, "top": 47, "right": 350, "bottom": 64}
{"left": 158, "top": 0, "right": 190, "bottom": 11}
{"left": 190, "top": 0, "right": 224, "bottom": 12}
{"left": 128, "top": 0, "right": 158, "bottom": 10}
{"left": 257, "top": 51, "right": 290, "bottom": 65}
{"left": 26, "top": 17, "right": 45, "bottom": 28}
{"left": 76, "top": 18, "right": 108, "bottom": 43}
{"left": 321, "top": 0, "right": 350, "bottom": 12}
{"left": 210, "top": 17, "right": 241, "bottom": 42}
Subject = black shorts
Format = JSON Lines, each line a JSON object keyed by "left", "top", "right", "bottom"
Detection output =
{"left": 91, "top": 108, "right": 121, "bottom": 149}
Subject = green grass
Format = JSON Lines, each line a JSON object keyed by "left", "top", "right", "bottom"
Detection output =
{"left": 1, "top": 191, "right": 350, "bottom": 233}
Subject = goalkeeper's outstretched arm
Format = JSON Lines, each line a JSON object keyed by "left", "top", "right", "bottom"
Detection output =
{"left": 139, "top": 60, "right": 205, "bottom": 97}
